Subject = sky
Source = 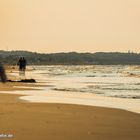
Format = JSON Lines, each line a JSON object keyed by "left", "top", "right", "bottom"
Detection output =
{"left": 0, "top": 0, "right": 140, "bottom": 53}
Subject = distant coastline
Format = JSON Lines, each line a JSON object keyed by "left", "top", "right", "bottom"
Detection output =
{"left": 0, "top": 50, "right": 140, "bottom": 65}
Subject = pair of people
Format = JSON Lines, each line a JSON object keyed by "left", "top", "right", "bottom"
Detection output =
{"left": 17, "top": 57, "right": 27, "bottom": 76}
{"left": 0, "top": 57, "right": 27, "bottom": 83}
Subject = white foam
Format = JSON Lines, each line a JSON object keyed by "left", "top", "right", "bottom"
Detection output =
{"left": 1, "top": 89, "right": 139, "bottom": 114}
{"left": 3, "top": 65, "right": 140, "bottom": 114}
{"left": 19, "top": 91, "right": 140, "bottom": 114}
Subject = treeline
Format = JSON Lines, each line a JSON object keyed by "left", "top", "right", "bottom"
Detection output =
{"left": 0, "top": 50, "right": 140, "bottom": 65}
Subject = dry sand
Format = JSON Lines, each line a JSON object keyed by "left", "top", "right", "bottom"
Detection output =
{"left": 0, "top": 83, "right": 140, "bottom": 140}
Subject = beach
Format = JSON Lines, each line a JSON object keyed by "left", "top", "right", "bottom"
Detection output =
{"left": 0, "top": 84, "right": 140, "bottom": 140}
{"left": 1, "top": 0, "right": 140, "bottom": 139}
{"left": 0, "top": 65, "right": 140, "bottom": 140}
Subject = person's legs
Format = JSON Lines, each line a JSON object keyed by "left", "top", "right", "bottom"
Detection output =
{"left": 19, "top": 65, "right": 23, "bottom": 76}
{"left": 19, "top": 67, "right": 26, "bottom": 76}
{"left": 22, "top": 67, "right": 26, "bottom": 76}
{"left": 19, "top": 68, "right": 21, "bottom": 76}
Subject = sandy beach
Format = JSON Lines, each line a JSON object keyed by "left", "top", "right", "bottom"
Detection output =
{"left": 1, "top": 0, "right": 140, "bottom": 139}
{"left": 0, "top": 83, "right": 140, "bottom": 140}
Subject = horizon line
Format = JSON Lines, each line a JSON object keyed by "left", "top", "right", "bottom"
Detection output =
{"left": 0, "top": 49, "right": 139, "bottom": 54}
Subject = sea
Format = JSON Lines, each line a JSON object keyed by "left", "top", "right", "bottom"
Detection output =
{"left": 2, "top": 65, "right": 140, "bottom": 114}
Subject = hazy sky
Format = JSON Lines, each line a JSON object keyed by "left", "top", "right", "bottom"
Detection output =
{"left": 0, "top": 0, "right": 140, "bottom": 53}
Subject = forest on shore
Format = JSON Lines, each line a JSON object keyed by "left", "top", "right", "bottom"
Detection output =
{"left": 0, "top": 50, "right": 140, "bottom": 65}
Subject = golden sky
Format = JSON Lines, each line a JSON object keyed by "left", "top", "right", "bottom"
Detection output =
{"left": 0, "top": 0, "right": 140, "bottom": 53}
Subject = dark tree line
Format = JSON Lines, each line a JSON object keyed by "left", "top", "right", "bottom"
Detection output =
{"left": 0, "top": 50, "right": 140, "bottom": 65}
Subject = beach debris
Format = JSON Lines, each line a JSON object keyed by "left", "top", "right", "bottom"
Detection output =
{"left": 7, "top": 79, "right": 36, "bottom": 83}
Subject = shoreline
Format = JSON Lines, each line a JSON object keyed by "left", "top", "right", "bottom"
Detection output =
{"left": 1, "top": 82, "right": 140, "bottom": 114}
{"left": 1, "top": 67, "right": 140, "bottom": 115}
{"left": 0, "top": 86, "right": 140, "bottom": 140}
{"left": 0, "top": 91, "right": 140, "bottom": 115}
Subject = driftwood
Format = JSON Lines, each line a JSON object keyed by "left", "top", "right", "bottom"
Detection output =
{"left": 7, "top": 79, "right": 36, "bottom": 83}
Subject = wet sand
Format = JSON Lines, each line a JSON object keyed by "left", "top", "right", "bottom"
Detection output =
{"left": 0, "top": 83, "right": 140, "bottom": 140}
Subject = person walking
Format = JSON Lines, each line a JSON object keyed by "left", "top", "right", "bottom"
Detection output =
{"left": 0, "top": 63, "right": 7, "bottom": 83}
{"left": 17, "top": 57, "right": 27, "bottom": 76}
{"left": 22, "top": 57, "right": 27, "bottom": 75}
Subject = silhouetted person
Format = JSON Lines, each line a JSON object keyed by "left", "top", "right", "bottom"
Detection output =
{"left": 17, "top": 57, "right": 27, "bottom": 76}
{"left": 0, "top": 63, "right": 7, "bottom": 83}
